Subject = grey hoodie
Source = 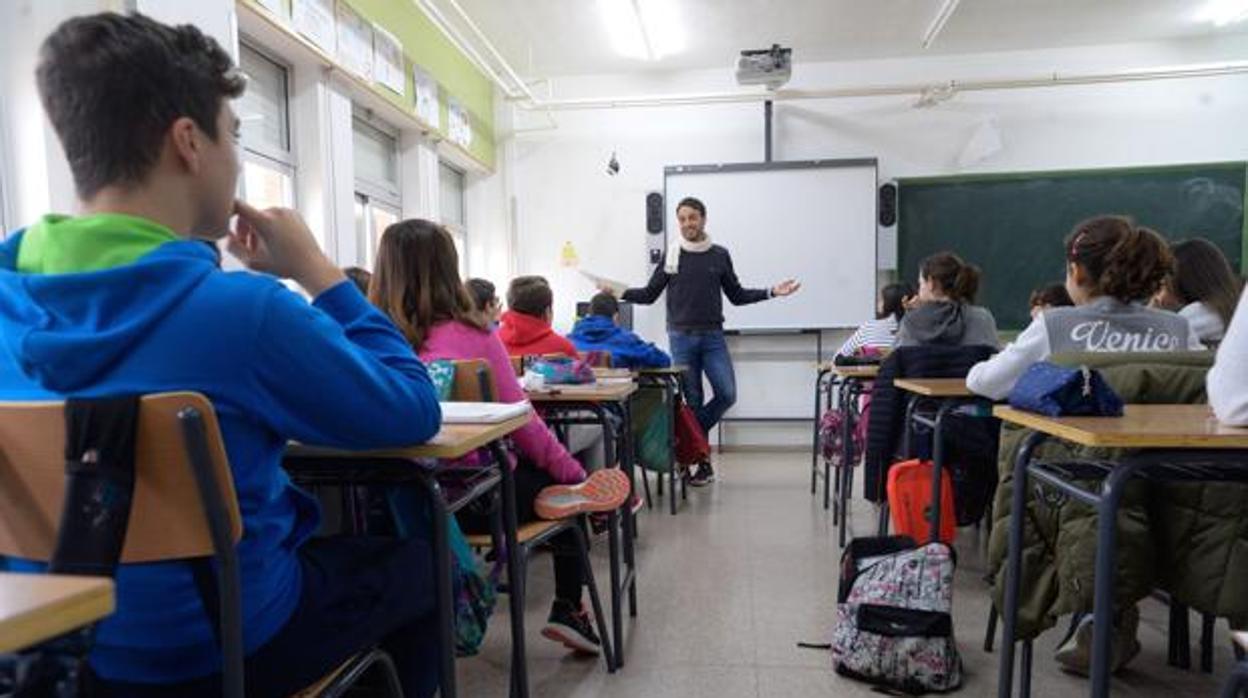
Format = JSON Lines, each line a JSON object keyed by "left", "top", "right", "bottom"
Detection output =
{"left": 896, "top": 301, "right": 1001, "bottom": 349}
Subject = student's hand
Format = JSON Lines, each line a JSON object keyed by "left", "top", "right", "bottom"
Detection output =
{"left": 771, "top": 279, "right": 801, "bottom": 297}
{"left": 229, "top": 200, "right": 345, "bottom": 296}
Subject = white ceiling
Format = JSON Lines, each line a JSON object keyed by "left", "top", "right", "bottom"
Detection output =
{"left": 444, "top": 0, "right": 1248, "bottom": 77}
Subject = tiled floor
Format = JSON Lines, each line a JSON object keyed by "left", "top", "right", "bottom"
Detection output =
{"left": 456, "top": 451, "right": 1235, "bottom": 697}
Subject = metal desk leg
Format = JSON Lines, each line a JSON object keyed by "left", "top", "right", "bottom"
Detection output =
{"left": 812, "top": 369, "right": 830, "bottom": 495}
{"left": 1089, "top": 460, "right": 1147, "bottom": 698}
{"left": 593, "top": 404, "right": 627, "bottom": 669}
{"left": 414, "top": 473, "right": 457, "bottom": 698}
{"left": 928, "top": 400, "right": 959, "bottom": 544}
{"left": 999, "top": 431, "right": 1048, "bottom": 698}
{"left": 489, "top": 442, "right": 528, "bottom": 698}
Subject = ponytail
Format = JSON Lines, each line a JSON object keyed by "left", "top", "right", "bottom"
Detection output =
{"left": 1066, "top": 216, "right": 1172, "bottom": 303}
{"left": 920, "top": 252, "right": 981, "bottom": 304}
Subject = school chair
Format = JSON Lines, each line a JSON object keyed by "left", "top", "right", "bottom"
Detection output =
{"left": 0, "top": 393, "right": 401, "bottom": 698}
{"left": 452, "top": 360, "right": 617, "bottom": 683}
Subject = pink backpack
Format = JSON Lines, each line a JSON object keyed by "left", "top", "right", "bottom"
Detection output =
{"left": 818, "top": 390, "right": 872, "bottom": 467}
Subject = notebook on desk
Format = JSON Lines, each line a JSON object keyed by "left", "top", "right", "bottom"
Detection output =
{"left": 439, "top": 401, "right": 532, "bottom": 424}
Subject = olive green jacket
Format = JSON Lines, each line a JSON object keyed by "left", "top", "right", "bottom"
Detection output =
{"left": 987, "top": 352, "right": 1248, "bottom": 638}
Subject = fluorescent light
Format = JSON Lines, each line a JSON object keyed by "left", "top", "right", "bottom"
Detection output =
{"left": 598, "top": 0, "right": 685, "bottom": 61}
{"left": 1196, "top": 0, "right": 1248, "bottom": 26}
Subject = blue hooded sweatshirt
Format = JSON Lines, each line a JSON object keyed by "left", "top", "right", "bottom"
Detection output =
{"left": 568, "top": 315, "right": 671, "bottom": 370}
{"left": 0, "top": 218, "right": 441, "bottom": 683}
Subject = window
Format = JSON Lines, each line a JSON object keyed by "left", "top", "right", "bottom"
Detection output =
{"left": 353, "top": 114, "right": 401, "bottom": 268}
{"left": 439, "top": 161, "right": 467, "bottom": 274}
{"left": 237, "top": 43, "right": 295, "bottom": 210}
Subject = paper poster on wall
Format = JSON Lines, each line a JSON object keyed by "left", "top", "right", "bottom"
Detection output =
{"left": 372, "top": 25, "right": 405, "bottom": 95}
{"left": 291, "top": 0, "right": 335, "bottom": 54}
{"left": 448, "top": 97, "right": 472, "bottom": 147}
{"left": 413, "top": 67, "right": 440, "bottom": 129}
{"left": 335, "top": 2, "right": 374, "bottom": 79}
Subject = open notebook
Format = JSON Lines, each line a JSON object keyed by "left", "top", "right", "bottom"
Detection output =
{"left": 439, "top": 401, "right": 532, "bottom": 424}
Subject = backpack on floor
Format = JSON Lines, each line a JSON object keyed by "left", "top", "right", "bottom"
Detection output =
{"left": 831, "top": 536, "right": 962, "bottom": 694}
{"left": 674, "top": 399, "right": 709, "bottom": 466}
{"left": 886, "top": 459, "right": 957, "bottom": 545}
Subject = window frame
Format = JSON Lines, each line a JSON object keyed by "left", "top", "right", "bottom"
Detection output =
{"left": 352, "top": 111, "right": 402, "bottom": 209}
{"left": 236, "top": 40, "right": 297, "bottom": 212}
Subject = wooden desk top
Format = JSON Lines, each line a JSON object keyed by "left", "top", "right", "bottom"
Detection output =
{"left": 287, "top": 413, "right": 531, "bottom": 460}
{"left": 993, "top": 404, "right": 1248, "bottom": 449}
{"left": 527, "top": 381, "right": 639, "bottom": 403}
{"left": 830, "top": 364, "right": 880, "bottom": 379}
{"left": 0, "top": 573, "right": 114, "bottom": 653}
{"left": 894, "top": 378, "right": 974, "bottom": 397}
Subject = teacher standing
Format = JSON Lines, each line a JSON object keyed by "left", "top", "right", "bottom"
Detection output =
{"left": 613, "top": 197, "right": 800, "bottom": 486}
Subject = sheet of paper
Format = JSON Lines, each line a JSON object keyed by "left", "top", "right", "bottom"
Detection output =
{"left": 335, "top": 2, "right": 374, "bottom": 79}
{"left": 578, "top": 269, "right": 629, "bottom": 296}
{"left": 439, "top": 401, "right": 532, "bottom": 424}
{"left": 372, "top": 24, "right": 405, "bottom": 95}
{"left": 447, "top": 97, "right": 472, "bottom": 147}
{"left": 292, "top": 0, "right": 335, "bottom": 54}
{"left": 413, "top": 66, "right": 440, "bottom": 128}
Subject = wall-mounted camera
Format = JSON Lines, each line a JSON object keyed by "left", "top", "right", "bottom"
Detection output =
{"left": 606, "top": 151, "right": 620, "bottom": 176}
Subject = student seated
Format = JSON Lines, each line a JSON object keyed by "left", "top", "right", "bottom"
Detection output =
{"left": 1209, "top": 285, "right": 1248, "bottom": 425}
{"left": 466, "top": 277, "right": 501, "bottom": 326}
{"left": 344, "top": 266, "right": 372, "bottom": 295}
{"left": 568, "top": 292, "right": 671, "bottom": 370}
{"left": 0, "top": 13, "right": 444, "bottom": 697}
{"left": 968, "top": 217, "right": 1203, "bottom": 400}
{"left": 369, "top": 220, "right": 625, "bottom": 655}
{"left": 1151, "top": 237, "right": 1242, "bottom": 346}
{"left": 499, "top": 275, "right": 579, "bottom": 357}
{"left": 836, "top": 281, "right": 914, "bottom": 358}
{"left": 1028, "top": 282, "right": 1073, "bottom": 319}
{"left": 896, "top": 252, "right": 1000, "bottom": 348}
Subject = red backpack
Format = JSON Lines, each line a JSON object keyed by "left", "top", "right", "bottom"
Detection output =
{"left": 674, "top": 401, "right": 710, "bottom": 465}
{"left": 886, "top": 459, "right": 956, "bottom": 545}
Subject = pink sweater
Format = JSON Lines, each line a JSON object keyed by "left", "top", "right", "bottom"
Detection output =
{"left": 421, "top": 320, "right": 586, "bottom": 484}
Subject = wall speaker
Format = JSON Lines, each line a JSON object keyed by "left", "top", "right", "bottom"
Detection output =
{"left": 646, "top": 192, "right": 664, "bottom": 234}
{"left": 878, "top": 183, "right": 897, "bottom": 227}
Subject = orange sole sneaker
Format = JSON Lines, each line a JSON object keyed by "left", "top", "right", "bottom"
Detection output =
{"left": 534, "top": 469, "right": 632, "bottom": 520}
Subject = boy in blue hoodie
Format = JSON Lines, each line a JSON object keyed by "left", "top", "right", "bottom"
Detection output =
{"left": 0, "top": 13, "right": 443, "bottom": 698}
{"left": 569, "top": 292, "right": 671, "bottom": 370}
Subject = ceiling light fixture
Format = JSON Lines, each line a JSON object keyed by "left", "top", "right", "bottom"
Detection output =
{"left": 1196, "top": 0, "right": 1248, "bottom": 26}
{"left": 597, "top": 0, "right": 685, "bottom": 61}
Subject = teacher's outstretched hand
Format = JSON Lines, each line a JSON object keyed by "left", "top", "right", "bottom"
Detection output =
{"left": 771, "top": 279, "right": 801, "bottom": 297}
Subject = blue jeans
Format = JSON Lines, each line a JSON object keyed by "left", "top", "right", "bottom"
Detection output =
{"left": 669, "top": 329, "right": 737, "bottom": 434}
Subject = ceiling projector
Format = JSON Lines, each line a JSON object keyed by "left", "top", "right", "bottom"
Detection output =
{"left": 735, "top": 44, "right": 791, "bottom": 90}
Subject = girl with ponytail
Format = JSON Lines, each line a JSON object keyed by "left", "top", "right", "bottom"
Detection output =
{"left": 896, "top": 251, "right": 1001, "bottom": 348}
{"left": 967, "top": 215, "right": 1204, "bottom": 401}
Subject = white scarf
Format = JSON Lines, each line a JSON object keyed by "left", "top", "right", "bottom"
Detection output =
{"left": 665, "top": 233, "right": 713, "bottom": 274}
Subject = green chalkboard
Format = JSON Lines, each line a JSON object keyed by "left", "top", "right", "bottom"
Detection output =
{"left": 897, "top": 162, "right": 1247, "bottom": 330}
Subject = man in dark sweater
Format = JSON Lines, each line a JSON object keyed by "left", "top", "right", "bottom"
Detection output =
{"left": 614, "top": 197, "right": 799, "bottom": 485}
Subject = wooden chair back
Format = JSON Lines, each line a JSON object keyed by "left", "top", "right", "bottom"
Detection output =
{"left": 0, "top": 392, "right": 242, "bottom": 564}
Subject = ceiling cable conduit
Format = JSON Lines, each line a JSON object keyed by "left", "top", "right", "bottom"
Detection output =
{"left": 507, "top": 60, "right": 1248, "bottom": 111}
{"left": 410, "top": 1, "right": 1248, "bottom": 118}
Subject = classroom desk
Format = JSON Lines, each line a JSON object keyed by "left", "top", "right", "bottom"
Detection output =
{"left": 811, "top": 363, "right": 881, "bottom": 542}
{"left": 883, "top": 378, "right": 995, "bottom": 543}
{"left": 993, "top": 405, "right": 1248, "bottom": 698}
{"left": 637, "top": 367, "right": 689, "bottom": 515}
{"left": 285, "top": 413, "right": 530, "bottom": 698}
{"left": 528, "top": 381, "right": 639, "bottom": 669}
{"left": 0, "top": 573, "right": 114, "bottom": 653}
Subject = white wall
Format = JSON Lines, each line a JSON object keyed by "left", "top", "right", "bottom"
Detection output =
{"left": 500, "top": 34, "right": 1248, "bottom": 446}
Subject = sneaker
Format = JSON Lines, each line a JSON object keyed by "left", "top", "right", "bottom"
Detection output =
{"left": 688, "top": 460, "right": 716, "bottom": 487}
{"left": 541, "top": 599, "right": 601, "bottom": 655}
{"left": 534, "top": 469, "right": 631, "bottom": 520}
{"left": 1054, "top": 606, "right": 1141, "bottom": 676}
